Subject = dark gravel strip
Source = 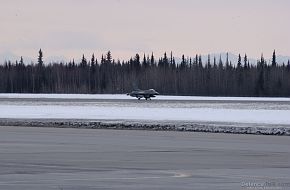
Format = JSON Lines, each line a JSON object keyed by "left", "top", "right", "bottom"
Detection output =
{"left": 0, "top": 119, "right": 289, "bottom": 136}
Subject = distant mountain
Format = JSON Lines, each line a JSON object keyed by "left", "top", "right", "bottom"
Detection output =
{"left": 175, "top": 52, "right": 290, "bottom": 66}
{"left": 0, "top": 51, "right": 69, "bottom": 64}
{"left": 0, "top": 51, "right": 34, "bottom": 64}
{"left": 45, "top": 55, "right": 69, "bottom": 63}
{"left": 276, "top": 55, "right": 290, "bottom": 65}
{"left": 200, "top": 52, "right": 256, "bottom": 65}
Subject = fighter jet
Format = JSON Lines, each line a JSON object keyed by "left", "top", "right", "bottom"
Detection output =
{"left": 127, "top": 89, "right": 159, "bottom": 100}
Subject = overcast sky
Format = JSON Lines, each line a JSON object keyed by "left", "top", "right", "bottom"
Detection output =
{"left": 1, "top": 0, "right": 289, "bottom": 61}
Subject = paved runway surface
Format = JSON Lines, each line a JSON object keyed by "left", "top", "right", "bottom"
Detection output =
{"left": 0, "top": 126, "right": 290, "bottom": 190}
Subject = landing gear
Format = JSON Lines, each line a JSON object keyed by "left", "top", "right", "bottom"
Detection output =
{"left": 138, "top": 98, "right": 141, "bottom": 100}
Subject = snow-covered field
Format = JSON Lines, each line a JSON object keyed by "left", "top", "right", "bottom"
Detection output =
{"left": 0, "top": 93, "right": 290, "bottom": 126}
{"left": 0, "top": 105, "right": 289, "bottom": 125}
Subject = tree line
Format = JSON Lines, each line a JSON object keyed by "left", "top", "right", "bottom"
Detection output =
{"left": 0, "top": 49, "right": 290, "bottom": 97}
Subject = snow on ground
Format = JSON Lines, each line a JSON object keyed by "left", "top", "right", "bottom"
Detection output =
{"left": 0, "top": 105, "right": 288, "bottom": 125}
{"left": 0, "top": 93, "right": 290, "bottom": 126}
{"left": 1, "top": 93, "right": 290, "bottom": 102}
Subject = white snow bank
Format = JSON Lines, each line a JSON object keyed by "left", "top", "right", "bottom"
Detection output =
{"left": 1, "top": 105, "right": 290, "bottom": 125}
{"left": 0, "top": 93, "right": 290, "bottom": 102}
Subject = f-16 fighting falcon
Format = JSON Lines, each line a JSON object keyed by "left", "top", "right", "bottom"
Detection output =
{"left": 127, "top": 89, "right": 159, "bottom": 100}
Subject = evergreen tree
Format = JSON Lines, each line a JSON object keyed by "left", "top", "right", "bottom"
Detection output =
{"left": 181, "top": 54, "right": 186, "bottom": 68}
{"left": 142, "top": 54, "right": 148, "bottom": 68}
{"left": 195, "top": 54, "right": 198, "bottom": 67}
{"left": 237, "top": 54, "right": 242, "bottom": 69}
{"left": 134, "top": 54, "right": 141, "bottom": 71}
{"left": 226, "top": 52, "right": 229, "bottom": 66}
{"left": 38, "top": 49, "right": 43, "bottom": 65}
{"left": 207, "top": 54, "right": 211, "bottom": 67}
{"left": 198, "top": 55, "right": 202, "bottom": 68}
{"left": 218, "top": 55, "right": 223, "bottom": 69}
{"left": 81, "top": 54, "right": 87, "bottom": 67}
{"left": 150, "top": 53, "right": 155, "bottom": 66}
{"left": 163, "top": 52, "right": 168, "bottom": 65}
{"left": 272, "top": 50, "right": 277, "bottom": 67}
{"left": 213, "top": 56, "right": 217, "bottom": 68}
{"left": 106, "top": 51, "right": 112, "bottom": 63}
{"left": 19, "top": 56, "right": 24, "bottom": 65}
{"left": 243, "top": 54, "right": 248, "bottom": 69}
{"left": 91, "top": 54, "right": 95, "bottom": 66}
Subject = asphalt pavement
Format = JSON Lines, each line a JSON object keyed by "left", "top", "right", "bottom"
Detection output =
{"left": 0, "top": 126, "right": 290, "bottom": 190}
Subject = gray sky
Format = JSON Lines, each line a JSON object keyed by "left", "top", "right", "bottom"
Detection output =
{"left": 1, "top": 0, "right": 290, "bottom": 61}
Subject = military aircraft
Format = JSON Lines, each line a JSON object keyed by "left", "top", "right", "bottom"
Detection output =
{"left": 127, "top": 89, "right": 159, "bottom": 100}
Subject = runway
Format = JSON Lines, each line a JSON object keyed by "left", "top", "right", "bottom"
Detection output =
{"left": 0, "top": 94, "right": 290, "bottom": 126}
{"left": 0, "top": 126, "right": 289, "bottom": 190}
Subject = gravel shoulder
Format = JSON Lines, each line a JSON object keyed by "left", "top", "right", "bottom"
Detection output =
{"left": 1, "top": 118, "right": 290, "bottom": 136}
